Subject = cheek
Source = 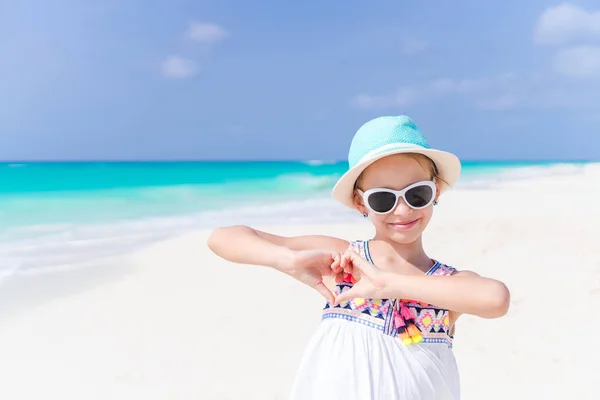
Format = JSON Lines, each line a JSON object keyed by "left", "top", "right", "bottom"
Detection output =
{"left": 412, "top": 207, "right": 435, "bottom": 228}
{"left": 370, "top": 214, "right": 388, "bottom": 225}
{"left": 420, "top": 206, "right": 434, "bottom": 221}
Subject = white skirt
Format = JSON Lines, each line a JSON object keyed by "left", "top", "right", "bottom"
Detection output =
{"left": 289, "top": 318, "right": 460, "bottom": 400}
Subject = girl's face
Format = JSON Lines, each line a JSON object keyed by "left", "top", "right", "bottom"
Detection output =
{"left": 353, "top": 154, "right": 440, "bottom": 244}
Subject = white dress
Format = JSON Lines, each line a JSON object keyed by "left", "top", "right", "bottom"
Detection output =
{"left": 289, "top": 240, "right": 461, "bottom": 400}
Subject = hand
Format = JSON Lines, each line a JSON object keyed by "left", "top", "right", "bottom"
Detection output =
{"left": 333, "top": 249, "right": 390, "bottom": 305}
{"left": 282, "top": 249, "right": 341, "bottom": 303}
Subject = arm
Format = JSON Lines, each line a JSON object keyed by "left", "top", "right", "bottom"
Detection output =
{"left": 382, "top": 270, "right": 510, "bottom": 319}
{"left": 334, "top": 250, "right": 510, "bottom": 319}
{"left": 207, "top": 225, "right": 350, "bottom": 303}
{"left": 206, "top": 225, "right": 349, "bottom": 270}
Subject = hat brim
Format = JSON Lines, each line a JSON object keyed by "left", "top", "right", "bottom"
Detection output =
{"left": 331, "top": 148, "right": 462, "bottom": 209}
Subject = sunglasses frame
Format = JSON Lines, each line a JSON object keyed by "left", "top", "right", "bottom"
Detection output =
{"left": 356, "top": 180, "right": 437, "bottom": 215}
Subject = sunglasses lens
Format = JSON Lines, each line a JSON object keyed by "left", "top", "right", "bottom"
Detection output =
{"left": 367, "top": 191, "right": 397, "bottom": 213}
{"left": 405, "top": 185, "right": 434, "bottom": 208}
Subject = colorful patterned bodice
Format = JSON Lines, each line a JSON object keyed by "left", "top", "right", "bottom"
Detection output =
{"left": 322, "top": 240, "right": 457, "bottom": 347}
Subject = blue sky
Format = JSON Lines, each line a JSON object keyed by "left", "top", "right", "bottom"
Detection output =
{"left": 0, "top": 1, "right": 598, "bottom": 161}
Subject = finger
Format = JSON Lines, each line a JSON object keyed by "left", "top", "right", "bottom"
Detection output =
{"left": 341, "top": 254, "right": 354, "bottom": 276}
{"left": 330, "top": 253, "right": 341, "bottom": 272}
{"left": 329, "top": 252, "right": 345, "bottom": 274}
{"left": 344, "top": 249, "right": 378, "bottom": 276}
{"left": 344, "top": 248, "right": 364, "bottom": 263}
{"left": 342, "top": 264, "right": 354, "bottom": 277}
{"left": 334, "top": 286, "right": 361, "bottom": 306}
{"left": 341, "top": 250, "right": 352, "bottom": 270}
{"left": 329, "top": 250, "right": 341, "bottom": 263}
{"left": 341, "top": 250, "right": 356, "bottom": 274}
{"left": 313, "top": 282, "right": 335, "bottom": 304}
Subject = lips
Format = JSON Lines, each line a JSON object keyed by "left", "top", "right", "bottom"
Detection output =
{"left": 388, "top": 218, "right": 420, "bottom": 230}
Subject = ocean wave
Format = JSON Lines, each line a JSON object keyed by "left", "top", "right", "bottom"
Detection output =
{"left": 0, "top": 196, "right": 357, "bottom": 279}
{"left": 303, "top": 160, "right": 341, "bottom": 166}
{"left": 272, "top": 172, "right": 341, "bottom": 192}
{"left": 455, "top": 161, "right": 594, "bottom": 189}
{"left": 496, "top": 162, "right": 587, "bottom": 180}
{"left": 582, "top": 161, "right": 600, "bottom": 175}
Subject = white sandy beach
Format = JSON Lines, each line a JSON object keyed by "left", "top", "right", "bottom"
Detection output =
{"left": 0, "top": 166, "right": 598, "bottom": 399}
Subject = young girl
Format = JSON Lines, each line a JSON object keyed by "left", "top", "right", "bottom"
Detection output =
{"left": 207, "top": 115, "right": 510, "bottom": 400}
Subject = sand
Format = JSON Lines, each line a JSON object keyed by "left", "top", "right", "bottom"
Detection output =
{"left": 0, "top": 166, "right": 598, "bottom": 399}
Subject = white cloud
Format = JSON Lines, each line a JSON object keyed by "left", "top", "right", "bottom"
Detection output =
{"left": 350, "top": 73, "right": 600, "bottom": 111}
{"left": 350, "top": 76, "right": 515, "bottom": 110}
{"left": 186, "top": 21, "right": 229, "bottom": 44}
{"left": 160, "top": 21, "right": 229, "bottom": 79}
{"left": 160, "top": 56, "right": 200, "bottom": 79}
{"left": 534, "top": 3, "right": 600, "bottom": 46}
{"left": 553, "top": 45, "right": 600, "bottom": 77}
{"left": 533, "top": 5, "right": 600, "bottom": 78}
{"left": 351, "top": 4, "right": 600, "bottom": 110}
{"left": 159, "top": 21, "right": 228, "bottom": 79}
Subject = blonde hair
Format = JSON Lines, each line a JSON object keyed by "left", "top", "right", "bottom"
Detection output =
{"left": 354, "top": 153, "right": 446, "bottom": 191}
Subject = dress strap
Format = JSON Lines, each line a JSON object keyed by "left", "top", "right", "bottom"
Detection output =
{"left": 427, "top": 262, "right": 457, "bottom": 277}
{"left": 348, "top": 240, "right": 370, "bottom": 261}
{"left": 348, "top": 240, "right": 361, "bottom": 253}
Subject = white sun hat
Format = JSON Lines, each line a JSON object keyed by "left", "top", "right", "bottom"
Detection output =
{"left": 332, "top": 115, "right": 462, "bottom": 209}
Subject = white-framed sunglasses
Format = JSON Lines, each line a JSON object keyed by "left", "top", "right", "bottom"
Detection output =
{"left": 356, "top": 181, "right": 437, "bottom": 215}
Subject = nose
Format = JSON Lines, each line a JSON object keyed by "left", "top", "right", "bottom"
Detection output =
{"left": 392, "top": 197, "right": 413, "bottom": 216}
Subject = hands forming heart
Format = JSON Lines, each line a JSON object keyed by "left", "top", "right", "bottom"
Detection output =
{"left": 282, "top": 248, "right": 389, "bottom": 305}
{"left": 331, "top": 248, "right": 389, "bottom": 306}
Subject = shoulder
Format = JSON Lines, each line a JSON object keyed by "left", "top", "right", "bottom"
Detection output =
{"left": 361, "top": 239, "right": 397, "bottom": 259}
{"left": 356, "top": 239, "right": 400, "bottom": 266}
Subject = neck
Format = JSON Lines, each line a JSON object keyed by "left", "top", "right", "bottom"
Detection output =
{"left": 372, "top": 232, "right": 432, "bottom": 272}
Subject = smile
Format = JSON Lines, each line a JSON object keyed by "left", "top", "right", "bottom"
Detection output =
{"left": 388, "top": 219, "right": 420, "bottom": 230}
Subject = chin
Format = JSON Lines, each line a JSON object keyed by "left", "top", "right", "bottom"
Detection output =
{"left": 384, "top": 229, "right": 422, "bottom": 245}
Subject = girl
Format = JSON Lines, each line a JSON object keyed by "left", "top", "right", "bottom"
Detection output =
{"left": 207, "top": 115, "right": 510, "bottom": 400}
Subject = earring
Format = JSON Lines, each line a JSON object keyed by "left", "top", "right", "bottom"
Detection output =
{"left": 362, "top": 212, "right": 368, "bottom": 218}
{"left": 433, "top": 200, "right": 439, "bottom": 206}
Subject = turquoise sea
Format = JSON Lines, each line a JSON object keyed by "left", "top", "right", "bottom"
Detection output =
{"left": 0, "top": 160, "right": 591, "bottom": 277}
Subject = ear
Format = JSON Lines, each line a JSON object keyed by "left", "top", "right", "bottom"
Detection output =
{"left": 434, "top": 180, "right": 442, "bottom": 202}
{"left": 352, "top": 190, "right": 368, "bottom": 215}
